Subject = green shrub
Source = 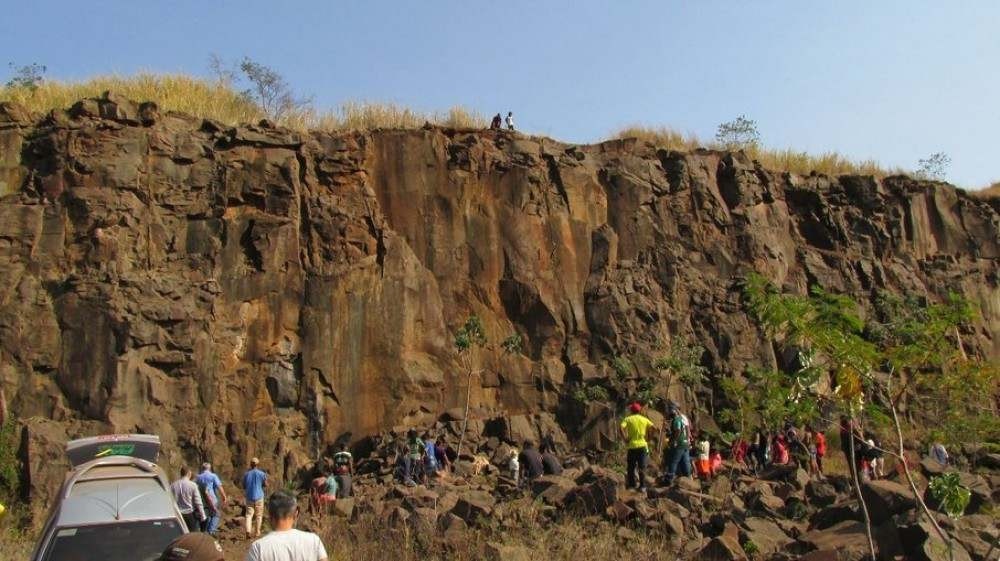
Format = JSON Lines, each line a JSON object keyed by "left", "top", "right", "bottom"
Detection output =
{"left": 928, "top": 473, "right": 971, "bottom": 518}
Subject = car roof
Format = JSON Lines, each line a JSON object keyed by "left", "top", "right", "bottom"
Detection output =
{"left": 56, "top": 471, "right": 177, "bottom": 527}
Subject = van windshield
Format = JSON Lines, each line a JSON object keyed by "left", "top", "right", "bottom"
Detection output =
{"left": 43, "top": 519, "right": 183, "bottom": 561}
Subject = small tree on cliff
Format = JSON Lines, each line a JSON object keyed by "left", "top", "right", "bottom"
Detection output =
{"left": 454, "top": 316, "right": 487, "bottom": 458}
{"left": 208, "top": 54, "right": 310, "bottom": 120}
{"left": 743, "top": 274, "right": 998, "bottom": 561}
{"left": 715, "top": 115, "right": 760, "bottom": 150}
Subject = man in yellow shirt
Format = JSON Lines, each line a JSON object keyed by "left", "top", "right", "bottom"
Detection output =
{"left": 620, "top": 402, "right": 655, "bottom": 492}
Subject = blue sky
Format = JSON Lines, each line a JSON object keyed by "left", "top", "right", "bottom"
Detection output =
{"left": 2, "top": 1, "right": 997, "bottom": 187}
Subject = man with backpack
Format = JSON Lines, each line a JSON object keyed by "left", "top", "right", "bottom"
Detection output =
{"left": 663, "top": 403, "right": 692, "bottom": 485}
{"left": 195, "top": 463, "right": 228, "bottom": 535}
{"left": 332, "top": 443, "right": 353, "bottom": 498}
{"left": 620, "top": 402, "right": 655, "bottom": 491}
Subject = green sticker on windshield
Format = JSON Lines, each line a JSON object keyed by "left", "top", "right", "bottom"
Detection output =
{"left": 94, "top": 443, "right": 135, "bottom": 457}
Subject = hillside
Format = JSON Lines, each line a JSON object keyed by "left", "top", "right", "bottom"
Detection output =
{"left": 0, "top": 93, "right": 998, "bottom": 523}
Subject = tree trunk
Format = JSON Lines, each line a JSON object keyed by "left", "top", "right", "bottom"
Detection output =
{"left": 848, "top": 419, "right": 879, "bottom": 561}
{"left": 455, "top": 354, "right": 474, "bottom": 459}
{"left": 889, "top": 399, "right": 954, "bottom": 561}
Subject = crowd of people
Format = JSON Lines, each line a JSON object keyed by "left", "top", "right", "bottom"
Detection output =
{"left": 618, "top": 401, "right": 941, "bottom": 491}
{"left": 158, "top": 399, "right": 957, "bottom": 561}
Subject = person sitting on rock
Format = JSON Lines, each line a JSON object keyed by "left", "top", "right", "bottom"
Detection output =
{"left": 662, "top": 402, "right": 692, "bottom": 485}
{"left": 490, "top": 113, "right": 502, "bottom": 130}
{"left": 539, "top": 443, "right": 563, "bottom": 476}
{"left": 422, "top": 431, "right": 440, "bottom": 480}
{"left": 434, "top": 436, "right": 452, "bottom": 475}
{"left": 929, "top": 440, "right": 949, "bottom": 466}
{"left": 518, "top": 440, "right": 545, "bottom": 485}
{"left": 332, "top": 443, "right": 353, "bottom": 498}
{"left": 709, "top": 448, "right": 723, "bottom": 476}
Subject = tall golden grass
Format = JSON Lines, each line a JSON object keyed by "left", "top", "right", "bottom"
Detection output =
{"left": 0, "top": 74, "right": 487, "bottom": 132}
{"left": 970, "top": 181, "right": 1000, "bottom": 200}
{"left": 615, "top": 125, "right": 900, "bottom": 178}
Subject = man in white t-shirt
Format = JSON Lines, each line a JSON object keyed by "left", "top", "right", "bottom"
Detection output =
{"left": 245, "top": 491, "right": 328, "bottom": 561}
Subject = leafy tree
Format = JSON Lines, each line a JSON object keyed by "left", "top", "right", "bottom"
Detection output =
{"left": 916, "top": 152, "right": 951, "bottom": 181}
{"left": 742, "top": 274, "right": 998, "bottom": 561}
{"left": 5, "top": 63, "right": 46, "bottom": 91}
{"left": 715, "top": 114, "right": 760, "bottom": 150}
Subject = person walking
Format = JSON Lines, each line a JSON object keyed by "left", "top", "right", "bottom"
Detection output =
{"left": 241, "top": 458, "right": 268, "bottom": 539}
{"left": 620, "top": 402, "right": 654, "bottom": 491}
{"left": 245, "top": 491, "right": 329, "bottom": 561}
{"left": 505, "top": 111, "right": 514, "bottom": 131}
{"left": 195, "top": 463, "right": 228, "bottom": 535}
{"left": 169, "top": 467, "right": 206, "bottom": 532}
{"left": 403, "top": 429, "right": 425, "bottom": 486}
{"left": 663, "top": 403, "right": 692, "bottom": 485}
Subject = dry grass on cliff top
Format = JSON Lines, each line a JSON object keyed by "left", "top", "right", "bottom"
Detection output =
{"left": 0, "top": 73, "right": 487, "bottom": 132}
{"left": 615, "top": 125, "right": 899, "bottom": 178}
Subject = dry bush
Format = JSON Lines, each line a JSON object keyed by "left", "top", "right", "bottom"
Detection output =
{"left": 615, "top": 125, "right": 902, "bottom": 178}
{"left": 969, "top": 182, "right": 1000, "bottom": 200}
{"left": 0, "top": 74, "right": 486, "bottom": 132}
{"left": 0, "top": 73, "right": 263, "bottom": 125}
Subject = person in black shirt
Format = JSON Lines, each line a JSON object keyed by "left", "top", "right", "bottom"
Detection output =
{"left": 539, "top": 443, "right": 563, "bottom": 476}
{"left": 518, "top": 440, "right": 545, "bottom": 483}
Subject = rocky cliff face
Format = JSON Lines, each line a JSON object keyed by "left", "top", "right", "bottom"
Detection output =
{"left": 0, "top": 96, "right": 997, "bottom": 515}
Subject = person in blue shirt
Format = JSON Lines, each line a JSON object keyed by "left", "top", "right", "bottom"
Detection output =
{"left": 241, "top": 457, "right": 268, "bottom": 538}
{"left": 195, "top": 463, "right": 228, "bottom": 535}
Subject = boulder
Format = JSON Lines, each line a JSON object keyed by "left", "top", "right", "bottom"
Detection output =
{"left": 898, "top": 520, "right": 973, "bottom": 561}
{"left": 809, "top": 503, "right": 858, "bottom": 530}
{"left": 799, "top": 520, "right": 873, "bottom": 561}
{"left": 450, "top": 491, "right": 496, "bottom": 524}
{"left": 861, "top": 479, "right": 917, "bottom": 525}
{"left": 332, "top": 497, "right": 355, "bottom": 518}
{"left": 565, "top": 472, "right": 618, "bottom": 515}
{"left": 697, "top": 536, "right": 748, "bottom": 561}
{"left": 805, "top": 479, "right": 839, "bottom": 507}
{"left": 739, "top": 517, "right": 793, "bottom": 556}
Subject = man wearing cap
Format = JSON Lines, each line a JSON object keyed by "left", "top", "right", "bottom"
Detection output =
{"left": 242, "top": 457, "right": 268, "bottom": 539}
{"left": 620, "top": 402, "right": 655, "bottom": 492}
{"left": 246, "top": 490, "right": 328, "bottom": 561}
{"left": 159, "top": 533, "right": 224, "bottom": 561}
{"left": 195, "top": 462, "right": 228, "bottom": 535}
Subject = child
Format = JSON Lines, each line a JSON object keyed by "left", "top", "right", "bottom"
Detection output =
{"left": 507, "top": 449, "right": 520, "bottom": 486}
{"left": 695, "top": 433, "right": 712, "bottom": 480}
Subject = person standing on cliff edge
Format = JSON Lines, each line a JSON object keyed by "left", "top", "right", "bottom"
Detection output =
{"left": 505, "top": 111, "right": 515, "bottom": 131}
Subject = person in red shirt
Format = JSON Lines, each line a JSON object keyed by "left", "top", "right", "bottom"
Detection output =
{"left": 772, "top": 434, "right": 790, "bottom": 465}
{"left": 804, "top": 425, "right": 827, "bottom": 477}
